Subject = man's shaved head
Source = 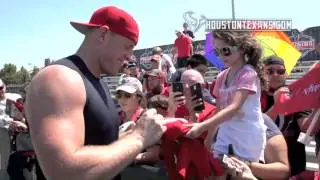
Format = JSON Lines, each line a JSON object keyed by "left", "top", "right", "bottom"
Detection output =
{"left": 181, "top": 69, "right": 204, "bottom": 85}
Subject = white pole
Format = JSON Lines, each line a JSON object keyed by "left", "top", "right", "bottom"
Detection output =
{"left": 231, "top": 0, "right": 235, "bottom": 19}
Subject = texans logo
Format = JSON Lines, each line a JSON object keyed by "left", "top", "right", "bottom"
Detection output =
{"left": 183, "top": 11, "right": 207, "bottom": 33}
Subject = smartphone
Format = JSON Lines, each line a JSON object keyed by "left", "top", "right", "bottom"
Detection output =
{"left": 172, "top": 82, "right": 184, "bottom": 93}
{"left": 190, "top": 83, "right": 205, "bottom": 112}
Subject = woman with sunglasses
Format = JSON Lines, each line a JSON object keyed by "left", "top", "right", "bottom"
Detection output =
{"left": 185, "top": 31, "right": 267, "bottom": 175}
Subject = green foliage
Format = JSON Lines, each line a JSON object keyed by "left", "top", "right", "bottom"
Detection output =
{"left": 30, "top": 66, "right": 40, "bottom": 79}
{"left": 0, "top": 63, "right": 39, "bottom": 85}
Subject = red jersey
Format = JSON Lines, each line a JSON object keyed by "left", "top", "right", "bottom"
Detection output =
{"left": 174, "top": 35, "right": 192, "bottom": 58}
{"left": 161, "top": 120, "right": 224, "bottom": 180}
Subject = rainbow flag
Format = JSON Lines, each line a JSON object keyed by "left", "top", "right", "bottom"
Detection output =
{"left": 205, "top": 31, "right": 302, "bottom": 75}
{"left": 204, "top": 33, "right": 225, "bottom": 71}
{"left": 254, "top": 31, "right": 302, "bottom": 75}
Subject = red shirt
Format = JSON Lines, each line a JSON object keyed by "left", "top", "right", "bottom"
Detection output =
{"left": 161, "top": 86, "right": 170, "bottom": 96}
{"left": 120, "top": 107, "right": 144, "bottom": 124}
{"left": 14, "top": 101, "right": 24, "bottom": 112}
{"left": 290, "top": 170, "right": 320, "bottom": 180}
{"left": 174, "top": 35, "right": 192, "bottom": 58}
{"left": 161, "top": 120, "right": 224, "bottom": 180}
{"left": 131, "top": 107, "right": 144, "bottom": 122}
{"left": 175, "top": 102, "right": 215, "bottom": 121}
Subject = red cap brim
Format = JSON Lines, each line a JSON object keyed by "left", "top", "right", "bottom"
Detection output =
{"left": 70, "top": 21, "right": 109, "bottom": 34}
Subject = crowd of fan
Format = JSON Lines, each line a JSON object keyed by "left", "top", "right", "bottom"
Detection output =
{"left": 1, "top": 26, "right": 320, "bottom": 180}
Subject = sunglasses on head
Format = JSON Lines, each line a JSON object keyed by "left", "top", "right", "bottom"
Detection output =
{"left": 115, "top": 91, "right": 132, "bottom": 99}
{"left": 215, "top": 46, "right": 238, "bottom": 57}
{"left": 266, "top": 68, "right": 286, "bottom": 75}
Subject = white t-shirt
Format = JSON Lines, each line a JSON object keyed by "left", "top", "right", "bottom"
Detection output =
{"left": 0, "top": 93, "right": 22, "bottom": 115}
{"left": 0, "top": 93, "right": 22, "bottom": 128}
{"left": 0, "top": 98, "right": 6, "bottom": 116}
{"left": 160, "top": 53, "right": 176, "bottom": 74}
{"left": 212, "top": 65, "right": 266, "bottom": 162}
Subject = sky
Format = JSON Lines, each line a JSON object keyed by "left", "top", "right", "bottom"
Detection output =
{"left": 0, "top": 0, "right": 319, "bottom": 71}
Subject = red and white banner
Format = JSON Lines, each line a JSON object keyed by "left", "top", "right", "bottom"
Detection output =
{"left": 274, "top": 63, "right": 320, "bottom": 115}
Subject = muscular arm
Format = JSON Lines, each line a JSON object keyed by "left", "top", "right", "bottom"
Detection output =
{"left": 251, "top": 135, "right": 290, "bottom": 180}
{"left": 25, "top": 65, "right": 145, "bottom": 180}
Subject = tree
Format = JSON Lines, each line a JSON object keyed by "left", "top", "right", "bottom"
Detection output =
{"left": 16, "top": 66, "right": 31, "bottom": 83}
{"left": 0, "top": 63, "right": 19, "bottom": 84}
{"left": 30, "top": 66, "right": 40, "bottom": 79}
{"left": 0, "top": 64, "right": 35, "bottom": 85}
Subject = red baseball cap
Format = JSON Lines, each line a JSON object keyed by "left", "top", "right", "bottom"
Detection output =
{"left": 70, "top": 6, "right": 139, "bottom": 45}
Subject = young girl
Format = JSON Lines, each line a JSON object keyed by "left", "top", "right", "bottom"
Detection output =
{"left": 186, "top": 30, "right": 267, "bottom": 163}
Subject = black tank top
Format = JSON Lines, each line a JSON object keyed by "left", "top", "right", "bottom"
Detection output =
{"left": 54, "top": 55, "right": 121, "bottom": 180}
{"left": 54, "top": 55, "right": 120, "bottom": 145}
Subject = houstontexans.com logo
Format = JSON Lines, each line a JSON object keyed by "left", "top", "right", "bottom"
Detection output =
{"left": 183, "top": 11, "right": 292, "bottom": 32}
{"left": 183, "top": 11, "right": 315, "bottom": 51}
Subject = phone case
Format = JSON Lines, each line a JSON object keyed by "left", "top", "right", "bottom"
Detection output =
{"left": 172, "top": 82, "right": 183, "bottom": 93}
{"left": 190, "top": 83, "right": 205, "bottom": 111}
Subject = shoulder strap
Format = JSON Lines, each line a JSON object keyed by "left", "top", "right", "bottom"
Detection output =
{"left": 66, "top": 55, "right": 91, "bottom": 77}
{"left": 66, "top": 55, "right": 111, "bottom": 107}
{"left": 131, "top": 108, "right": 145, "bottom": 122}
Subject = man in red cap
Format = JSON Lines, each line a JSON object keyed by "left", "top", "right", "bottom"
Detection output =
{"left": 25, "top": 6, "right": 166, "bottom": 180}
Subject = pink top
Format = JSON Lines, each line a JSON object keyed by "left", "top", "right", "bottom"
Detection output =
{"left": 213, "top": 65, "right": 258, "bottom": 108}
{"left": 212, "top": 65, "right": 266, "bottom": 162}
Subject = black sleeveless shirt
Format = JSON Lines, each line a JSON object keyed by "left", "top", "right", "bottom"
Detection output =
{"left": 53, "top": 55, "right": 121, "bottom": 178}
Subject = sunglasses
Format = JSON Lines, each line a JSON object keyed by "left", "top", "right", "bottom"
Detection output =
{"left": 215, "top": 46, "right": 238, "bottom": 57}
{"left": 115, "top": 91, "right": 132, "bottom": 99}
{"left": 266, "top": 68, "right": 286, "bottom": 75}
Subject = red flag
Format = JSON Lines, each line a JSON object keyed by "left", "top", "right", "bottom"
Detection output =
{"left": 273, "top": 63, "right": 320, "bottom": 115}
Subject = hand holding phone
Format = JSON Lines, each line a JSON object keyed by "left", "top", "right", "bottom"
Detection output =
{"left": 172, "top": 82, "right": 183, "bottom": 94}
{"left": 170, "top": 83, "right": 185, "bottom": 107}
{"left": 190, "top": 83, "right": 205, "bottom": 112}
